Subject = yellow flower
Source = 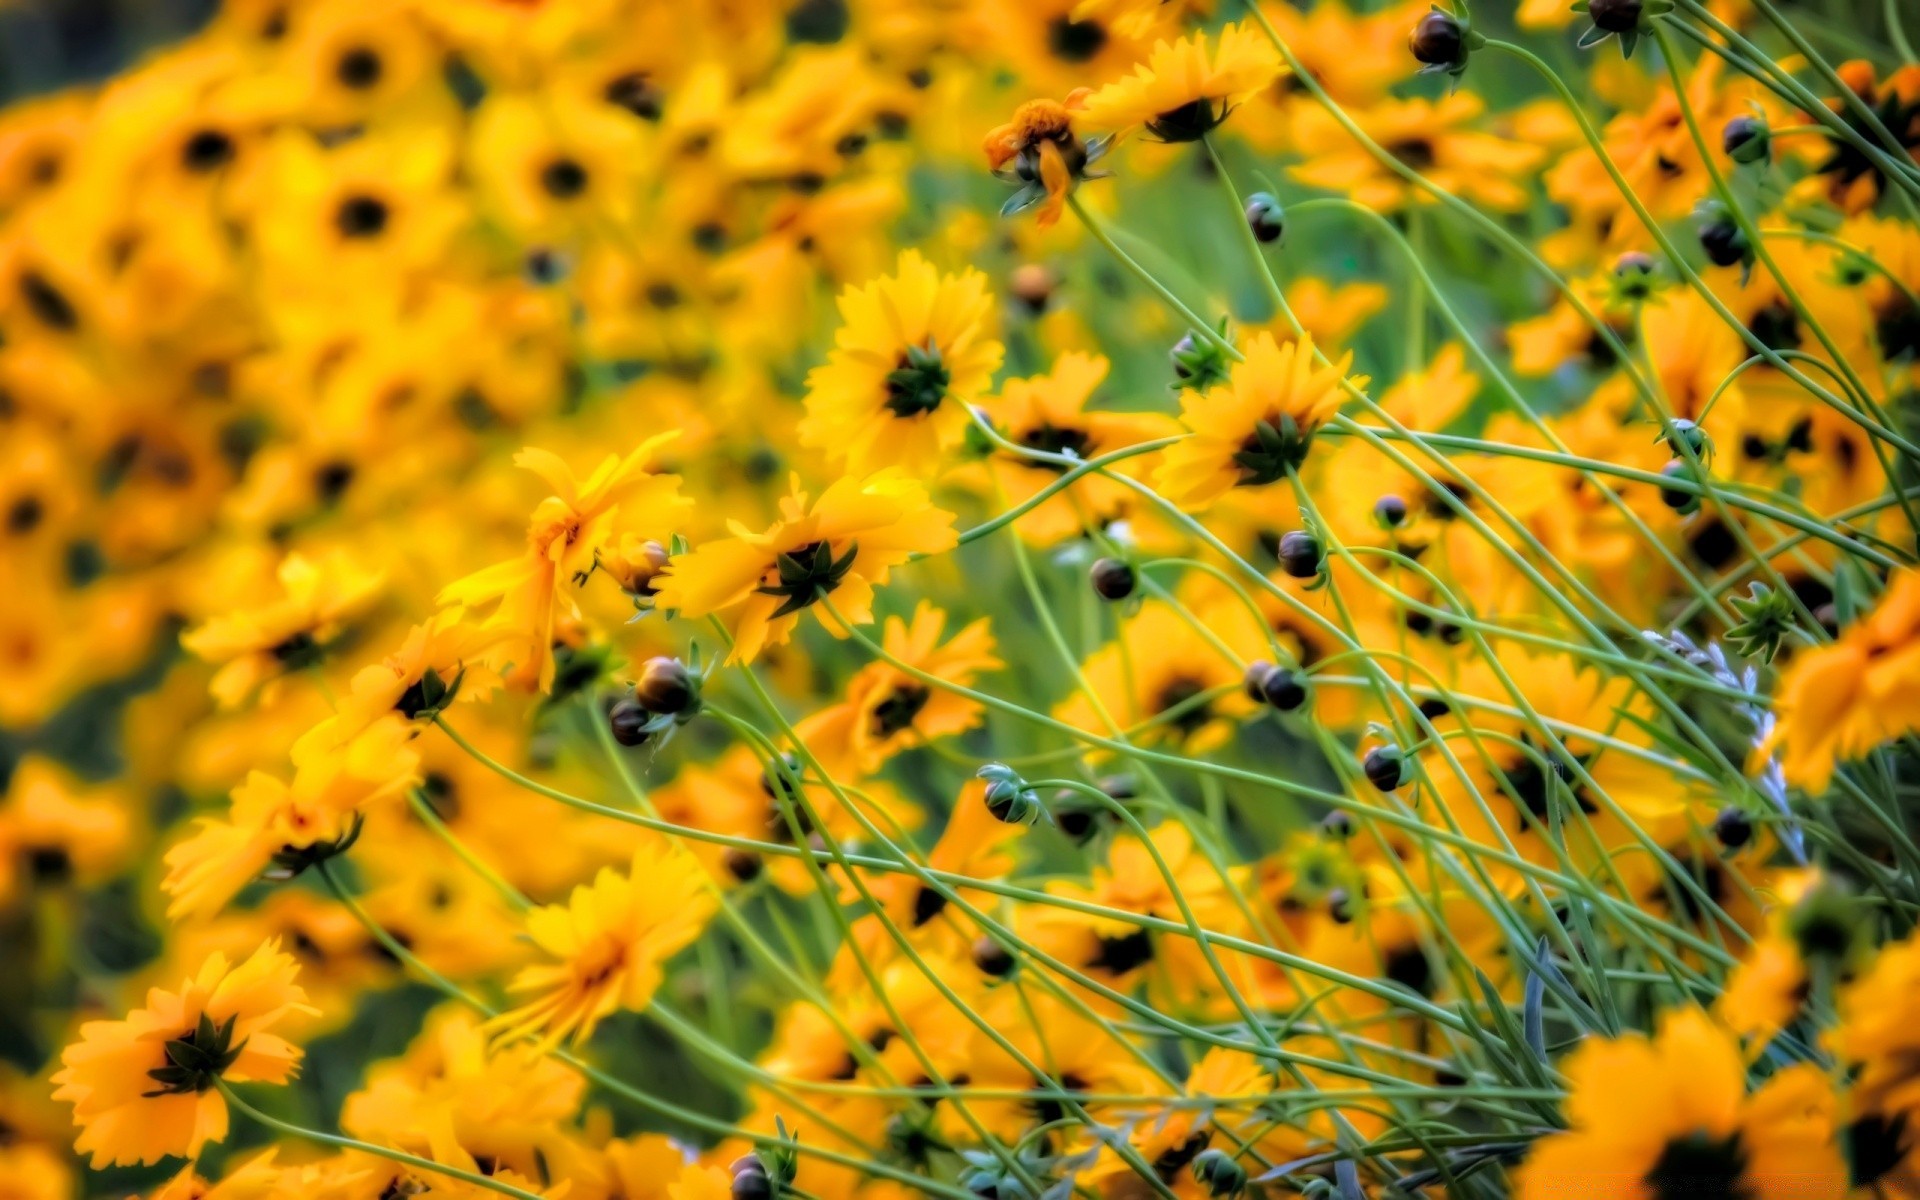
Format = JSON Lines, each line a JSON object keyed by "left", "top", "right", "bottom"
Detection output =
{"left": 982, "top": 92, "right": 1106, "bottom": 228}
{"left": 1079, "top": 22, "right": 1281, "bottom": 142}
{"left": 52, "top": 943, "right": 314, "bottom": 1167}
{"left": 1290, "top": 92, "right": 1546, "bottom": 213}
{"left": 1830, "top": 930, "right": 1920, "bottom": 1194}
{"left": 1154, "top": 331, "right": 1361, "bottom": 510}
{"left": 438, "top": 437, "right": 686, "bottom": 693}
{"left": 1053, "top": 598, "right": 1253, "bottom": 752}
{"left": 975, "top": 350, "right": 1178, "bottom": 544}
{"left": 0, "top": 756, "right": 132, "bottom": 907}
{"left": 162, "top": 714, "right": 419, "bottom": 921}
{"left": 791, "top": 600, "right": 1000, "bottom": 779}
{"left": 1761, "top": 569, "right": 1920, "bottom": 792}
{"left": 489, "top": 838, "right": 717, "bottom": 1047}
{"left": 1516, "top": 1008, "right": 1845, "bottom": 1200}
{"left": 181, "top": 551, "right": 385, "bottom": 710}
{"left": 652, "top": 472, "right": 958, "bottom": 664}
{"left": 798, "top": 250, "right": 1003, "bottom": 475}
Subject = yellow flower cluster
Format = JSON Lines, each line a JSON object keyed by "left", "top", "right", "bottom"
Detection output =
{"left": 2, "top": 1, "right": 1919, "bottom": 1199}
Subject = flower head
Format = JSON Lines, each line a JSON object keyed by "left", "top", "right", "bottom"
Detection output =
{"left": 52, "top": 943, "right": 314, "bottom": 1167}
{"left": 437, "top": 437, "right": 687, "bottom": 693}
{"left": 181, "top": 552, "right": 385, "bottom": 710}
{"left": 1516, "top": 1007, "right": 1844, "bottom": 1200}
{"left": 983, "top": 92, "right": 1109, "bottom": 227}
{"left": 653, "top": 472, "right": 957, "bottom": 663}
{"left": 1760, "top": 569, "right": 1920, "bottom": 792}
{"left": 1079, "top": 23, "right": 1281, "bottom": 142}
{"left": 798, "top": 250, "right": 1003, "bottom": 476}
{"left": 489, "top": 838, "right": 716, "bottom": 1047}
{"left": 161, "top": 714, "right": 419, "bottom": 921}
{"left": 1155, "top": 332, "right": 1362, "bottom": 509}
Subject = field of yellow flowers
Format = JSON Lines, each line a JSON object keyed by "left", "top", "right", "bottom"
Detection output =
{"left": 4, "top": 0, "right": 1920, "bottom": 1196}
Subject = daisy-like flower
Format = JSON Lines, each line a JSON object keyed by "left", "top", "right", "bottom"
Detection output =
{"left": 791, "top": 601, "right": 1000, "bottom": 779}
{"left": 977, "top": 351, "right": 1178, "bottom": 545}
{"left": 52, "top": 943, "right": 315, "bottom": 1168}
{"left": 1054, "top": 599, "right": 1253, "bottom": 752}
{"left": 1760, "top": 569, "right": 1920, "bottom": 793}
{"left": 1154, "top": 331, "right": 1361, "bottom": 510}
{"left": 161, "top": 714, "right": 419, "bottom": 921}
{"left": 1516, "top": 1007, "right": 1845, "bottom": 1200}
{"left": 652, "top": 472, "right": 958, "bottom": 664}
{"left": 181, "top": 551, "right": 385, "bottom": 711}
{"left": 1289, "top": 91, "right": 1546, "bottom": 213}
{"left": 438, "top": 437, "right": 687, "bottom": 694}
{"left": 1078, "top": 22, "right": 1282, "bottom": 142}
{"left": 1830, "top": 929, "right": 1920, "bottom": 1194}
{"left": 983, "top": 92, "right": 1111, "bottom": 227}
{"left": 797, "top": 250, "right": 1003, "bottom": 476}
{"left": 488, "top": 838, "right": 716, "bottom": 1048}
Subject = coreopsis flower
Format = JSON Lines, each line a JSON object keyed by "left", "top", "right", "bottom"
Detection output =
{"left": 797, "top": 250, "right": 1003, "bottom": 475}
{"left": 974, "top": 351, "right": 1179, "bottom": 544}
{"left": 489, "top": 838, "right": 716, "bottom": 1047}
{"left": 336, "top": 607, "right": 501, "bottom": 736}
{"left": 438, "top": 437, "right": 687, "bottom": 693}
{"left": 1761, "top": 569, "right": 1920, "bottom": 793}
{"left": 1154, "top": 331, "right": 1361, "bottom": 510}
{"left": 1515, "top": 1008, "right": 1845, "bottom": 1199}
{"left": 161, "top": 714, "right": 420, "bottom": 920}
{"left": 1054, "top": 599, "right": 1253, "bottom": 751}
{"left": 791, "top": 601, "right": 1000, "bottom": 779}
{"left": 1830, "top": 930, "right": 1920, "bottom": 1194}
{"left": 1078, "top": 22, "right": 1281, "bottom": 142}
{"left": 1811, "top": 60, "right": 1920, "bottom": 212}
{"left": 52, "top": 943, "right": 314, "bottom": 1167}
{"left": 653, "top": 472, "right": 958, "bottom": 663}
{"left": 0, "top": 756, "right": 132, "bottom": 907}
{"left": 343, "top": 1007, "right": 593, "bottom": 1186}
{"left": 1290, "top": 92, "right": 1546, "bottom": 213}
{"left": 982, "top": 93, "right": 1109, "bottom": 227}
{"left": 181, "top": 551, "right": 385, "bottom": 710}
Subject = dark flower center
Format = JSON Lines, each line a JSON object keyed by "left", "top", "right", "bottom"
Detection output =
{"left": 871, "top": 684, "right": 931, "bottom": 737}
{"left": 182, "top": 129, "right": 236, "bottom": 172}
{"left": 336, "top": 46, "right": 383, "bottom": 89}
{"left": 1047, "top": 16, "right": 1108, "bottom": 62}
{"left": 1388, "top": 138, "right": 1437, "bottom": 170}
{"left": 541, "top": 158, "right": 590, "bottom": 199}
{"left": 1018, "top": 422, "right": 1096, "bottom": 471}
{"left": 1155, "top": 675, "right": 1216, "bottom": 736}
{"left": 1088, "top": 927, "right": 1155, "bottom": 974}
{"left": 335, "top": 194, "right": 390, "bottom": 238}
{"left": 604, "top": 71, "right": 664, "bottom": 121}
{"left": 1644, "top": 1130, "right": 1750, "bottom": 1200}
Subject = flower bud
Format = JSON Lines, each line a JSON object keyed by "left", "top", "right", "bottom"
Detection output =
{"left": 1659, "top": 418, "right": 1711, "bottom": 461}
{"left": 1010, "top": 262, "right": 1056, "bottom": 314}
{"left": 1588, "top": 0, "right": 1642, "bottom": 32}
{"left": 1244, "top": 660, "right": 1277, "bottom": 702}
{"left": 1278, "top": 531, "right": 1322, "bottom": 579}
{"left": 1713, "top": 806, "right": 1753, "bottom": 850}
{"left": 1408, "top": 8, "right": 1467, "bottom": 71}
{"left": 1191, "top": 1148, "right": 1248, "bottom": 1197}
{"left": 1722, "top": 114, "right": 1770, "bottom": 165}
{"left": 730, "top": 1162, "right": 772, "bottom": 1200}
{"left": 1090, "top": 557, "right": 1136, "bottom": 601}
{"left": 608, "top": 697, "right": 653, "bottom": 747}
{"left": 1659, "top": 459, "right": 1701, "bottom": 514}
{"left": 1244, "top": 191, "right": 1285, "bottom": 244}
{"left": 1320, "top": 810, "right": 1355, "bottom": 839}
{"left": 1374, "top": 494, "right": 1408, "bottom": 528}
{"left": 1699, "top": 214, "right": 1750, "bottom": 269}
{"left": 635, "top": 656, "right": 695, "bottom": 714}
{"left": 1364, "top": 745, "right": 1407, "bottom": 791}
{"left": 1261, "top": 666, "right": 1310, "bottom": 712}
{"left": 1327, "top": 887, "right": 1355, "bottom": 923}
